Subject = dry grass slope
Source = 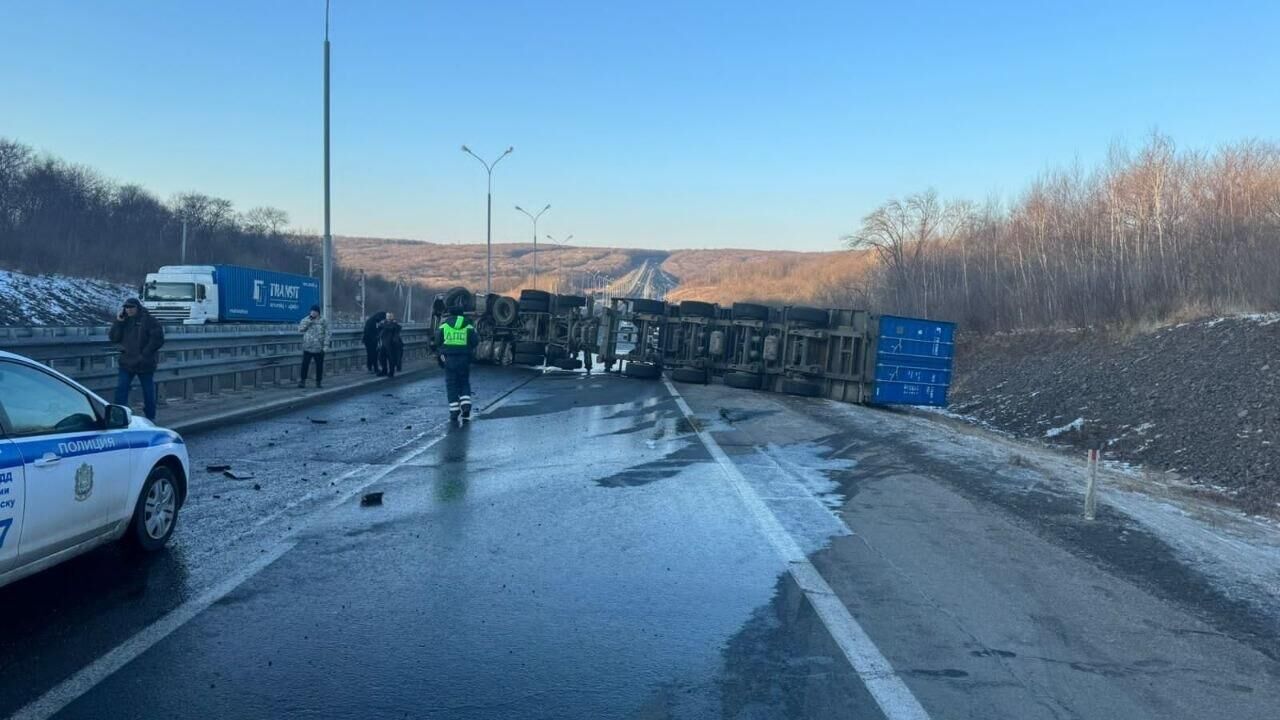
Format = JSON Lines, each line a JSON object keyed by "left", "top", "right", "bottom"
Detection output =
{"left": 337, "top": 236, "right": 875, "bottom": 307}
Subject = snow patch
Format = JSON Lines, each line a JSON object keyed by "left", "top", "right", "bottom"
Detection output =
{"left": 0, "top": 268, "right": 135, "bottom": 326}
{"left": 1045, "top": 417, "right": 1085, "bottom": 438}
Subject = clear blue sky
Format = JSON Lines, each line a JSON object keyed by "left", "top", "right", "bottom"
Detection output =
{"left": 2, "top": 1, "right": 1277, "bottom": 251}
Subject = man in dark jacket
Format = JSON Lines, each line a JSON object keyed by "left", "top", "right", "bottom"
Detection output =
{"left": 378, "top": 312, "right": 404, "bottom": 378}
{"left": 109, "top": 297, "right": 165, "bottom": 420}
{"left": 436, "top": 306, "right": 478, "bottom": 423}
{"left": 362, "top": 311, "right": 386, "bottom": 373}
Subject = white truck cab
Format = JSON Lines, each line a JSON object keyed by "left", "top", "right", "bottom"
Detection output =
{"left": 141, "top": 265, "right": 219, "bottom": 324}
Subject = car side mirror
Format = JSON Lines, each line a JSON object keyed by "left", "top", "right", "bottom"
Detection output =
{"left": 106, "top": 404, "right": 132, "bottom": 429}
{"left": 196, "top": 285, "right": 206, "bottom": 300}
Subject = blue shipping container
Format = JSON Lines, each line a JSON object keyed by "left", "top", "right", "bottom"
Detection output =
{"left": 215, "top": 265, "right": 321, "bottom": 323}
{"left": 872, "top": 315, "right": 956, "bottom": 406}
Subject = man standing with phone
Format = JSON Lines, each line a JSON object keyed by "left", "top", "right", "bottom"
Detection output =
{"left": 298, "top": 304, "right": 330, "bottom": 389}
{"left": 109, "top": 297, "right": 165, "bottom": 420}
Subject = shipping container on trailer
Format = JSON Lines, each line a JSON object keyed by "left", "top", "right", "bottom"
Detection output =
{"left": 215, "top": 265, "right": 320, "bottom": 323}
{"left": 869, "top": 315, "right": 956, "bottom": 406}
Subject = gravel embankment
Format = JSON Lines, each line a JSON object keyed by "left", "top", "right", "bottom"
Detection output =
{"left": 949, "top": 315, "right": 1280, "bottom": 514}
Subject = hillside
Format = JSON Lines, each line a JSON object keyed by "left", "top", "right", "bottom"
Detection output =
{"left": 0, "top": 269, "right": 134, "bottom": 325}
{"left": 336, "top": 235, "right": 874, "bottom": 306}
{"left": 949, "top": 315, "right": 1280, "bottom": 515}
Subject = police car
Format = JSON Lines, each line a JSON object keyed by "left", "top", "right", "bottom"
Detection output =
{"left": 0, "top": 350, "right": 190, "bottom": 590}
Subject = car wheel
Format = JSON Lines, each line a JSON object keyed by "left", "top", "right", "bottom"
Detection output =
{"left": 129, "top": 465, "right": 179, "bottom": 552}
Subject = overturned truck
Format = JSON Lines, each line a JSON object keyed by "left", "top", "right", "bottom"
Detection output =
{"left": 430, "top": 289, "right": 954, "bottom": 407}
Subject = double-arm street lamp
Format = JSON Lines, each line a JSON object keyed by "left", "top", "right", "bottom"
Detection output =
{"left": 514, "top": 204, "right": 551, "bottom": 289}
{"left": 545, "top": 233, "right": 573, "bottom": 292}
{"left": 461, "top": 145, "right": 513, "bottom": 296}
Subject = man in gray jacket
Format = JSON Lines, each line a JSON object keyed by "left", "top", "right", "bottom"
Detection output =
{"left": 298, "top": 304, "right": 330, "bottom": 388}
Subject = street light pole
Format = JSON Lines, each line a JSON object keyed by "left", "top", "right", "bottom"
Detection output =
{"left": 514, "top": 204, "right": 551, "bottom": 289}
{"left": 322, "top": 0, "right": 334, "bottom": 320}
{"left": 461, "top": 145, "right": 513, "bottom": 297}
{"left": 545, "top": 233, "right": 573, "bottom": 292}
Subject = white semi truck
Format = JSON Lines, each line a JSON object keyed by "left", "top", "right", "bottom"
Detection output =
{"left": 140, "top": 265, "right": 320, "bottom": 324}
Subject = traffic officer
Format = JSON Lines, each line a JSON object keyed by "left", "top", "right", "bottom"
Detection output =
{"left": 436, "top": 303, "right": 478, "bottom": 423}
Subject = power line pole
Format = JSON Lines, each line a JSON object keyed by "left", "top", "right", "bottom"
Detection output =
{"left": 322, "top": 0, "right": 334, "bottom": 320}
{"left": 181, "top": 220, "right": 187, "bottom": 263}
{"left": 359, "top": 269, "right": 366, "bottom": 319}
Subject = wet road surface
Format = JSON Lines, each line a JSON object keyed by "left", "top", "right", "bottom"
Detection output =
{"left": 2, "top": 366, "right": 1278, "bottom": 719}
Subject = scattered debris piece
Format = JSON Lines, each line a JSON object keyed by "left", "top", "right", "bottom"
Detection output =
{"left": 223, "top": 469, "right": 254, "bottom": 480}
{"left": 206, "top": 464, "right": 232, "bottom": 473}
{"left": 310, "top": 418, "right": 329, "bottom": 424}
{"left": 361, "top": 491, "right": 384, "bottom": 506}
{"left": 253, "top": 483, "right": 262, "bottom": 491}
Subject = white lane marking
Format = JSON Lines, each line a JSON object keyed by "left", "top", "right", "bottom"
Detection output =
{"left": 662, "top": 379, "right": 932, "bottom": 720}
{"left": 13, "top": 378, "right": 535, "bottom": 720}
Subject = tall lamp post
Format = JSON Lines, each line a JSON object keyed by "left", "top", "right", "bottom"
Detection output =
{"left": 545, "top": 233, "right": 573, "bottom": 292}
{"left": 461, "top": 145, "right": 513, "bottom": 297}
{"left": 321, "top": 0, "right": 334, "bottom": 320}
{"left": 514, "top": 204, "right": 551, "bottom": 289}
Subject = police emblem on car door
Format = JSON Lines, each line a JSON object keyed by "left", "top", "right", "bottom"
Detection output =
{"left": 75, "top": 463, "right": 94, "bottom": 502}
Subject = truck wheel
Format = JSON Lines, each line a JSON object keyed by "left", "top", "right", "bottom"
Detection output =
{"left": 555, "top": 294, "right": 587, "bottom": 310}
{"left": 514, "top": 341, "right": 545, "bottom": 355}
{"left": 628, "top": 298, "right": 666, "bottom": 315}
{"left": 678, "top": 301, "right": 716, "bottom": 318}
{"left": 787, "top": 306, "right": 829, "bottom": 327}
{"left": 444, "top": 286, "right": 473, "bottom": 312}
{"left": 624, "top": 362, "right": 661, "bottom": 379}
{"left": 520, "top": 299, "right": 549, "bottom": 314}
{"left": 492, "top": 296, "right": 519, "bottom": 326}
{"left": 781, "top": 378, "right": 823, "bottom": 397}
{"left": 724, "top": 372, "right": 762, "bottom": 390}
{"left": 520, "top": 289, "right": 552, "bottom": 303}
{"left": 128, "top": 465, "right": 180, "bottom": 552}
{"left": 671, "top": 367, "right": 708, "bottom": 384}
{"left": 512, "top": 353, "right": 544, "bottom": 366}
{"left": 554, "top": 359, "right": 582, "bottom": 371}
{"left": 732, "top": 303, "right": 770, "bottom": 321}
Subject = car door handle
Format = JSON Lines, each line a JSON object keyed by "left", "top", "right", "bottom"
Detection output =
{"left": 33, "top": 453, "right": 61, "bottom": 467}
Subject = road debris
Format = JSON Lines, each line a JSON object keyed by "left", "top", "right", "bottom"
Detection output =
{"left": 361, "top": 492, "right": 384, "bottom": 506}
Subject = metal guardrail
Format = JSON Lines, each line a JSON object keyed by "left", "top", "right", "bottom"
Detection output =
{"left": 0, "top": 323, "right": 437, "bottom": 401}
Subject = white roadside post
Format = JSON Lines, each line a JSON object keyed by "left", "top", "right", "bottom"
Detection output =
{"left": 1084, "top": 448, "right": 1100, "bottom": 520}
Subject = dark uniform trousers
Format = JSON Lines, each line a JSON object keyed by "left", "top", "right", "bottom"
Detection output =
{"left": 443, "top": 353, "right": 472, "bottom": 411}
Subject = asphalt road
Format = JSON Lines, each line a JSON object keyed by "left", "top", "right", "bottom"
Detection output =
{"left": 2, "top": 365, "right": 1278, "bottom": 719}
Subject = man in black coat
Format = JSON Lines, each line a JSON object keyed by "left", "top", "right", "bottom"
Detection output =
{"left": 378, "top": 312, "right": 404, "bottom": 378}
{"left": 362, "top": 311, "right": 386, "bottom": 373}
{"left": 109, "top": 298, "right": 165, "bottom": 420}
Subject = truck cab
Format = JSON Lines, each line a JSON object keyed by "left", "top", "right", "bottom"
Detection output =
{"left": 141, "top": 265, "right": 219, "bottom": 324}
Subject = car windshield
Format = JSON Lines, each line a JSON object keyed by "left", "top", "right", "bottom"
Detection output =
{"left": 144, "top": 282, "right": 195, "bottom": 301}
